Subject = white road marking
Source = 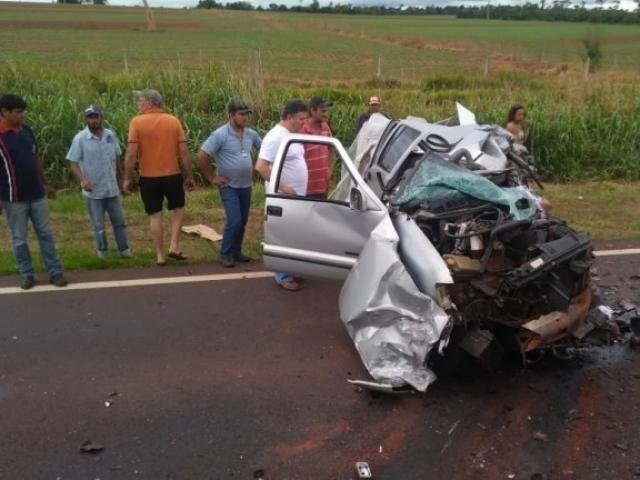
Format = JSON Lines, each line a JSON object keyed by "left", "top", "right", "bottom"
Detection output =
{"left": 594, "top": 248, "right": 640, "bottom": 257}
{"left": 0, "top": 247, "right": 637, "bottom": 296}
{"left": 0, "top": 271, "right": 274, "bottom": 295}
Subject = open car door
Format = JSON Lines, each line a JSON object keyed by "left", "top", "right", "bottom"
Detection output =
{"left": 262, "top": 134, "right": 387, "bottom": 280}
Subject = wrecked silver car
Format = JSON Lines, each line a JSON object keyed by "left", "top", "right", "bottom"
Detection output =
{"left": 262, "top": 104, "right": 593, "bottom": 392}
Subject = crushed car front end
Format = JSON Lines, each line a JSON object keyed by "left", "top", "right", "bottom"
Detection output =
{"left": 343, "top": 108, "right": 594, "bottom": 390}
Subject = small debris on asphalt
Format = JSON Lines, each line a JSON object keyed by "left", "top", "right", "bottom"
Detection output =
{"left": 614, "top": 442, "right": 629, "bottom": 451}
{"left": 252, "top": 469, "right": 265, "bottom": 479}
{"left": 79, "top": 440, "right": 104, "bottom": 454}
{"left": 356, "top": 461, "right": 372, "bottom": 478}
{"left": 507, "top": 474, "right": 515, "bottom": 479}
{"left": 565, "top": 409, "right": 583, "bottom": 424}
{"left": 599, "top": 367, "right": 614, "bottom": 378}
{"left": 532, "top": 431, "right": 549, "bottom": 442}
{"left": 530, "top": 474, "right": 548, "bottom": 480}
{"left": 448, "top": 419, "right": 461, "bottom": 435}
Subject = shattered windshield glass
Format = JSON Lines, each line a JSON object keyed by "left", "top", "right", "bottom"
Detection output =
{"left": 392, "top": 152, "right": 536, "bottom": 221}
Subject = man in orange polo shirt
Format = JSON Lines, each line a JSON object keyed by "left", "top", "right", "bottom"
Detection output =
{"left": 123, "top": 89, "right": 195, "bottom": 266}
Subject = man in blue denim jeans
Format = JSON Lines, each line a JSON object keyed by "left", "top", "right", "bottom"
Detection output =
{"left": 255, "top": 99, "right": 309, "bottom": 291}
{"left": 198, "top": 99, "right": 261, "bottom": 268}
{"left": 0, "top": 94, "right": 67, "bottom": 290}
{"left": 67, "top": 105, "right": 131, "bottom": 260}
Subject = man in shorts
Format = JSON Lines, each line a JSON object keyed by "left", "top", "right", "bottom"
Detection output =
{"left": 123, "top": 89, "right": 195, "bottom": 265}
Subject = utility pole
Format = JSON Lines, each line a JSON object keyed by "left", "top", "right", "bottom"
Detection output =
{"left": 141, "top": 0, "right": 157, "bottom": 32}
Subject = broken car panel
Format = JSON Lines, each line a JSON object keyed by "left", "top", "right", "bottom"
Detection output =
{"left": 262, "top": 106, "right": 594, "bottom": 392}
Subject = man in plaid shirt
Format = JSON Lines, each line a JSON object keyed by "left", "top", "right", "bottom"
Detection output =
{"left": 301, "top": 97, "right": 334, "bottom": 199}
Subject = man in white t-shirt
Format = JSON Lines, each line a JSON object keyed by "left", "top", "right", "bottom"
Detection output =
{"left": 255, "top": 99, "right": 310, "bottom": 291}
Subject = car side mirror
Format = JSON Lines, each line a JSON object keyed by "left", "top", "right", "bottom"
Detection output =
{"left": 349, "top": 187, "right": 367, "bottom": 211}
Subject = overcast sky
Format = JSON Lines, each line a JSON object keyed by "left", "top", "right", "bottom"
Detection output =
{"left": 11, "top": 0, "right": 638, "bottom": 11}
{"left": 107, "top": 0, "right": 637, "bottom": 10}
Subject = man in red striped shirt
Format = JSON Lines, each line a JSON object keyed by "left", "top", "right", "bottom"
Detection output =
{"left": 302, "top": 97, "right": 333, "bottom": 199}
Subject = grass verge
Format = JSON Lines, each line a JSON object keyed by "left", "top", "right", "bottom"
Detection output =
{"left": 0, "top": 181, "right": 637, "bottom": 278}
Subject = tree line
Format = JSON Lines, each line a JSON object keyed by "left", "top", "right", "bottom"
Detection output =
{"left": 196, "top": 0, "right": 640, "bottom": 24}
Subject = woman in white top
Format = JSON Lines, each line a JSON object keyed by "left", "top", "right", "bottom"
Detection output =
{"left": 506, "top": 104, "right": 530, "bottom": 145}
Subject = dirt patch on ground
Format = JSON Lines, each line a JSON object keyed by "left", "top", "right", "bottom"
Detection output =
{"left": 598, "top": 34, "right": 640, "bottom": 45}
{"left": 273, "top": 419, "right": 351, "bottom": 458}
{"left": 382, "top": 34, "right": 468, "bottom": 53}
{"left": 301, "top": 23, "right": 471, "bottom": 55}
{"left": 0, "top": 19, "right": 206, "bottom": 31}
{"left": 490, "top": 55, "right": 557, "bottom": 74}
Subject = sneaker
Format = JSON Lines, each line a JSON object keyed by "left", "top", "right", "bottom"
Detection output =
{"left": 119, "top": 249, "right": 133, "bottom": 259}
{"left": 49, "top": 274, "right": 68, "bottom": 287}
{"left": 219, "top": 255, "right": 235, "bottom": 268}
{"left": 277, "top": 280, "right": 300, "bottom": 292}
{"left": 233, "top": 252, "right": 252, "bottom": 263}
{"left": 20, "top": 275, "right": 36, "bottom": 290}
{"left": 97, "top": 250, "right": 107, "bottom": 259}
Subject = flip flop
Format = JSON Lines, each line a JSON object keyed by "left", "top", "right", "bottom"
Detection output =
{"left": 156, "top": 260, "right": 166, "bottom": 266}
{"left": 168, "top": 251, "right": 187, "bottom": 261}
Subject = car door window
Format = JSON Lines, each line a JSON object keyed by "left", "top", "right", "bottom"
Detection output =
{"left": 273, "top": 140, "right": 356, "bottom": 205}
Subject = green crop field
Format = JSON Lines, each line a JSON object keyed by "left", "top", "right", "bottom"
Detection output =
{"left": 1, "top": 2, "right": 640, "bottom": 80}
{"left": 0, "top": 2, "right": 639, "bottom": 184}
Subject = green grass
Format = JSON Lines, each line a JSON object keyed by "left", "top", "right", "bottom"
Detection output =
{"left": 0, "top": 186, "right": 268, "bottom": 276}
{"left": 544, "top": 181, "right": 640, "bottom": 241}
{"left": 0, "top": 181, "right": 638, "bottom": 277}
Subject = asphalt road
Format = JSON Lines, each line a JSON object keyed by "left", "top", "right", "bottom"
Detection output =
{"left": 0, "top": 251, "right": 639, "bottom": 480}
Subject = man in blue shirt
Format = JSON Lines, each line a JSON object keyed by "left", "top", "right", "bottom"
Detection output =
{"left": 198, "top": 100, "right": 262, "bottom": 267}
{"left": 67, "top": 105, "right": 131, "bottom": 259}
{"left": 0, "top": 94, "right": 67, "bottom": 289}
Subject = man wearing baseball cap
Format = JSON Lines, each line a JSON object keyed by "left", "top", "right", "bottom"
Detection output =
{"left": 0, "top": 93, "right": 67, "bottom": 289}
{"left": 198, "top": 99, "right": 262, "bottom": 267}
{"left": 67, "top": 104, "right": 131, "bottom": 259}
{"left": 301, "top": 96, "right": 334, "bottom": 198}
{"left": 355, "top": 95, "right": 381, "bottom": 135}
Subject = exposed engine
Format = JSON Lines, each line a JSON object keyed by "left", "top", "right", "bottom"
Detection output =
{"left": 388, "top": 132, "right": 594, "bottom": 367}
{"left": 345, "top": 106, "right": 597, "bottom": 387}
